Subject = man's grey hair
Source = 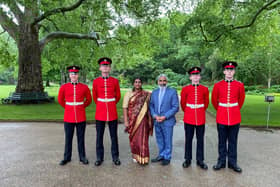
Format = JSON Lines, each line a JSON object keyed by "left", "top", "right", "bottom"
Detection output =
{"left": 157, "top": 74, "right": 168, "bottom": 81}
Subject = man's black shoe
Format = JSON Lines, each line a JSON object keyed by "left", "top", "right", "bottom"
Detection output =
{"left": 94, "top": 160, "right": 103, "bottom": 166}
{"left": 59, "top": 159, "right": 71, "bottom": 166}
{"left": 182, "top": 160, "right": 191, "bottom": 168}
{"left": 213, "top": 162, "right": 225, "bottom": 170}
{"left": 228, "top": 164, "right": 242, "bottom": 173}
{"left": 161, "top": 159, "right": 170, "bottom": 166}
{"left": 113, "top": 158, "right": 121, "bottom": 166}
{"left": 80, "top": 158, "right": 89, "bottom": 165}
{"left": 151, "top": 156, "right": 164, "bottom": 163}
{"left": 197, "top": 161, "right": 208, "bottom": 170}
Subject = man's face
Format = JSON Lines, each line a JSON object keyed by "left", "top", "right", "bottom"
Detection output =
{"left": 158, "top": 76, "right": 167, "bottom": 87}
{"left": 223, "top": 69, "right": 235, "bottom": 79}
{"left": 99, "top": 64, "right": 111, "bottom": 73}
{"left": 189, "top": 74, "right": 201, "bottom": 82}
{"left": 69, "top": 73, "right": 79, "bottom": 82}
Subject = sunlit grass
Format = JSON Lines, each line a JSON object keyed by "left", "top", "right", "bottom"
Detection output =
{"left": 1, "top": 85, "right": 279, "bottom": 126}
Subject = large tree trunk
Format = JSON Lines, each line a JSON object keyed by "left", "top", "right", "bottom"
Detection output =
{"left": 16, "top": 23, "right": 44, "bottom": 93}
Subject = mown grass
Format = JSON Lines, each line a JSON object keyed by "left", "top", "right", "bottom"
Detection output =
{"left": 0, "top": 85, "right": 279, "bottom": 126}
{"left": 207, "top": 94, "right": 280, "bottom": 127}
{"left": 0, "top": 85, "right": 125, "bottom": 122}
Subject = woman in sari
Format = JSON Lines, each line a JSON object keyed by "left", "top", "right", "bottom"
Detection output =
{"left": 123, "top": 78, "right": 153, "bottom": 165}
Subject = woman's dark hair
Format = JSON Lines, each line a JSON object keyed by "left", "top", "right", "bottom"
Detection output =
{"left": 132, "top": 77, "right": 143, "bottom": 91}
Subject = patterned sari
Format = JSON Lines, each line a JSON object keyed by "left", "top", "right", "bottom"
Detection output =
{"left": 125, "top": 90, "right": 153, "bottom": 164}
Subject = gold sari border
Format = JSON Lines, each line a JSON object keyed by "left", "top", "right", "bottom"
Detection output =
{"left": 131, "top": 95, "right": 149, "bottom": 137}
{"left": 133, "top": 154, "right": 149, "bottom": 164}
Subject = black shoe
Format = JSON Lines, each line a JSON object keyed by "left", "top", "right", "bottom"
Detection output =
{"left": 228, "top": 164, "right": 242, "bottom": 173}
{"left": 213, "top": 162, "right": 226, "bottom": 170}
{"left": 182, "top": 160, "right": 191, "bottom": 168}
{"left": 161, "top": 159, "right": 170, "bottom": 166}
{"left": 94, "top": 160, "right": 103, "bottom": 166}
{"left": 59, "top": 159, "right": 71, "bottom": 166}
{"left": 151, "top": 156, "right": 164, "bottom": 163}
{"left": 113, "top": 158, "right": 121, "bottom": 166}
{"left": 80, "top": 158, "right": 89, "bottom": 165}
{"left": 197, "top": 161, "right": 208, "bottom": 170}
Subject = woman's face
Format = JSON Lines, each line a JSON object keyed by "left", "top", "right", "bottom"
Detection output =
{"left": 133, "top": 79, "right": 142, "bottom": 90}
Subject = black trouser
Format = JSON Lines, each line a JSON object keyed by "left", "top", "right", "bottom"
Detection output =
{"left": 96, "top": 120, "right": 119, "bottom": 161}
{"left": 217, "top": 123, "right": 240, "bottom": 165}
{"left": 184, "top": 123, "right": 205, "bottom": 162}
{"left": 63, "top": 121, "right": 86, "bottom": 161}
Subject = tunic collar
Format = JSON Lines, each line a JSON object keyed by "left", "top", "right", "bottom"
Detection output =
{"left": 225, "top": 79, "right": 234, "bottom": 83}
{"left": 71, "top": 82, "right": 78, "bottom": 85}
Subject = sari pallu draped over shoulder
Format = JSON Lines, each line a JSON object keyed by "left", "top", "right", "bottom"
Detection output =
{"left": 126, "top": 90, "right": 153, "bottom": 164}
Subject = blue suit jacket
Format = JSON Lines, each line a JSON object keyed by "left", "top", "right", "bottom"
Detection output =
{"left": 149, "top": 87, "right": 179, "bottom": 127}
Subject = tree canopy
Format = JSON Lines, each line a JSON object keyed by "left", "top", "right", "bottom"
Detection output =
{"left": 1, "top": 0, "right": 279, "bottom": 90}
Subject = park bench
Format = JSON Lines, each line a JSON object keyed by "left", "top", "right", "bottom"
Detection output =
{"left": 1, "top": 92, "right": 54, "bottom": 104}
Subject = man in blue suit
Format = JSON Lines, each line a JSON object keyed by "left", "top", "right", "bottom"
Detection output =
{"left": 149, "top": 74, "right": 179, "bottom": 165}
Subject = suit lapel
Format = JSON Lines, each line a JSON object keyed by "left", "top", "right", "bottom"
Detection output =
{"left": 160, "top": 87, "right": 168, "bottom": 109}
{"left": 154, "top": 88, "right": 160, "bottom": 109}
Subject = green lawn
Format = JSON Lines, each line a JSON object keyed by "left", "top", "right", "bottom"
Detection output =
{"left": 0, "top": 85, "right": 279, "bottom": 126}
{"left": 0, "top": 85, "right": 125, "bottom": 122}
{"left": 207, "top": 94, "right": 280, "bottom": 127}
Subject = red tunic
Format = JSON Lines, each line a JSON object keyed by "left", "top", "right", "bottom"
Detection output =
{"left": 92, "top": 76, "right": 121, "bottom": 121}
{"left": 181, "top": 84, "right": 209, "bottom": 125}
{"left": 211, "top": 80, "right": 245, "bottom": 126}
{"left": 58, "top": 83, "right": 92, "bottom": 123}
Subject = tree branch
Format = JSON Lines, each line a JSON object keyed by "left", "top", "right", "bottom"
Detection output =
{"left": 5, "top": 1, "right": 23, "bottom": 21}
{"left": 0, "top": 29, "right": 6, "bottom": 35}
{"left": 46, "top": 18, "right": 60, "bottom": 31}
{"left": 199, "top": 22, "right": 224, "bottom": 43}
{"left": 265, "top": 2, "right": 280, "bottom": 10}
{"left": 38, "top": 24, "right": 50, "bottom": 33}
{"left": 233, "top": 0, "right": 278, "bottom": 30}
{"left": 39, "top": 31, "right": 99, "bottom": 51}
{"left": 31, "top": 0, "right": 85, "bottom": 27}
{"left": 0, "top": 8, "right": 19, "bottom": 41}
{"left": 202, "top": 0, "right": 279, "bottom": 43}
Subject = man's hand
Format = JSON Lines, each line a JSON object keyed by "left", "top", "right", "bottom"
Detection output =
{"left": 159, "top": 116, "right": 166, "bottom": 121}
{"left": 155, "top": 116, "right": 161, "bottom": 122}
{"left": 155, "top": 116, "right": 166, "bottom": 122}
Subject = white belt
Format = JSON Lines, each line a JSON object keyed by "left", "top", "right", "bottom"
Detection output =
{"left": 97, "top": 98, "right": 116, "bottom": 102}
{"left": 66, "top": 102, "right": 84, "bottom": 106}
{"left": 219, "top": 102, "right": 238, "bottom": 107}
{"left": 186, "top": 104, "right": 204, "bottom": 109}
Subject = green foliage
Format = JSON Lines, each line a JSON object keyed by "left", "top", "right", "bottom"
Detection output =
{"left": 0, "top": 32, "right": 17, "bottom": 67}
{"left": 0, "top": 32, "right": 17, "bottom": 84}
{"left": 1, "top": 0, "right": 280, "bottom": 88}
{"left": 0, "top": 66, "right": 16, "bottom": 84}
{"left": 245, "top": 85, "right": 280, "bottom": 94}
{"left": 180, "top": 0, "right": 280, "bottom": 86}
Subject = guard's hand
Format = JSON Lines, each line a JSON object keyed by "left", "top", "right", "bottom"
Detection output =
{"left": 124, "top": 121, "right": 129, "bottom": 127}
